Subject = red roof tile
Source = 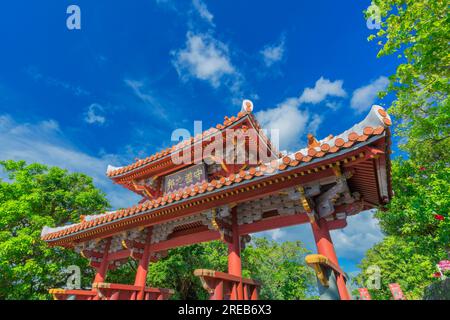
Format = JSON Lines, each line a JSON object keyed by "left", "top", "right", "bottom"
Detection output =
{"left": 106, "top": 110, "right": 272, "bottom": 179}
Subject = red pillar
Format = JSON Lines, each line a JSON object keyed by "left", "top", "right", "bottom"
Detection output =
{"left": 228, "top": 207, "right": 243, "bottom": 299}
{"left": 93, "top": 238, "right": 111, "bottom": 284}
{"left": 311, "top": 219, "right": 351, "bottom": 300}
{"left": 228, "top": 207, "right": 242, "bottom": 276}
{"left": 213, "top": 281, "right": 224, "bottom": 300}
{"left": 134, "top": 228, "right": 153, "bottom": 300}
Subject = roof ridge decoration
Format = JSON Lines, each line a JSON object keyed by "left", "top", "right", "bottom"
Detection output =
{"left": 106, "top": 100, "right": 269, "bottom": 179}
{"left": 41, "top": 105, "right": 391, "bottom": 242}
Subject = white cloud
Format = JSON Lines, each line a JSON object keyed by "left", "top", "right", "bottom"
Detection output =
{"left": 256, "top": 98, "right": 310, "bottom": 151}
{"left": 331, "top": 210, "right": 384, "bottom": 260}
{"left": 260, "top": 37, "right": 285, "bottom": 67}
{"left": 325, "top": 100, "right": 342, "bottom": 110}
{"left": 0, "top": 114, "right": 140, "bottom": 209}
{"left": 25, "top": 66, "right": 90, "bottom": 97}
{"left": 255, "top": 77, "right": 345, "bottom": 151}
{"left": 84, "top": 103, "right": 106, "bottom": 125}
{"left": 254, "top": 224, "right": 316, "bottom": 250}
{"left": 124, "top": 79, "right": 168, "bottom": 120}
{"left": 307, "top": 114, "right": 323, "bottom": 135}
{"left": 299, "top": 77, "right": 347, "bottom": 104}
{"left": 350, "top": 76, "right": 389, "bottom": 113}
{"left": 192, "top": 0, "right": 214, "bottom": 25}
{"left": 172, "top": 32, "right": 236, "bottom": 88}
{"left": 265, "top": 228, "right": 287, "bottom": 241}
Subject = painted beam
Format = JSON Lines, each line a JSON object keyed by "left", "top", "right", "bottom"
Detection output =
{"left": 107, "top": 249, "right": 131, "bottom": 262}
{"left": 238, "top": 213, "right": 309, "bottom": 235}
{"left": 150, "top": 229, "right": 220, "bottom": 252}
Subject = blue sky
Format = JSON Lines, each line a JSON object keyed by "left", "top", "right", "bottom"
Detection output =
{"left": 0, "top": 1, "right": 400, "bottom": 273}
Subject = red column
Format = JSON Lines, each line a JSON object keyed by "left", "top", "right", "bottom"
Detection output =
{"left": 311, "top": 219, "right": 350, "bottom": 300}
{"left": 213, "top": 280, "right": 224, "bottom": 300}
{"left": 93, "top": 238, "right": 111, "bottom": 284}
{"left": 228, "top": 207, "right": 242, "bottom": 276}
{"left": 109, "top": 291, "right": 120, "bottom": 300}
{"left": 134, "top": 228, "right": 153, "bottom": 300}
{"left": 228, "top": 207, "right": 243, "bottom": 300}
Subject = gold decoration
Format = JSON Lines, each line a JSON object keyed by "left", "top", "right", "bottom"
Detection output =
{"left": 296, "top": 186, "right": 315, "bottom": 223}
{"left": 305, "top": 254, "right": 330, "bottom": 287}
{"left": 211, "top": 208, "right": 224, "bottom": 240}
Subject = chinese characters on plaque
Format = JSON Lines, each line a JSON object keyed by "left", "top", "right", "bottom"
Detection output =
{"left": 163, "top": 163, "right": 206, "bottom": 194}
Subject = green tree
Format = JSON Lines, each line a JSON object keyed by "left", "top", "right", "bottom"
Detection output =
{"left": 377, "top": 160, "right": 450, "bottom": 247}
{"left": 148, "top": 241, "right": 228, "bottom": 300}
{"left": 107, "top": 240, "right": 229, "bottom": 300}
{"left": 358, "top": 0, "right": 450, "bottom": 299}
{"left": 242, "top": 238, "right": 317, "bottom": 300}
{"left": 366, "top": 0, "right": 450, "bottom": 163}
{"left": 0, "top": 160, "right": 109, "bottom": 299}
{"left": 358, "top": 236, "right": 438, "bottom": 300}
{"left": 108, "top": 238, "right": 317, "bottom": 300}
{"left": 358, "top": 159, "right": 449, "bottom": 299}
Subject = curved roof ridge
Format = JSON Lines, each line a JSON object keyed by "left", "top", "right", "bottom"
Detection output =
{"left": 106, "top": 109, "right": 257, "bottom": 178}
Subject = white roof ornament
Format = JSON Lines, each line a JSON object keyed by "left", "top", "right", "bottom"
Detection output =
{"left": 263, "top": 105, "right": 391, "bottom": 169}
{"left": 107, "top": 165, "right": 122, "bottom": 174}
{"left": 40, "top": 211, "right": 118, "bottom": 237}
{"left": 82, "top": 211, "right": 114, "bottom": 222}
{"left": 41, "top": 224, "right": 74, "bottom": 237}
{"left": 241, "top": 99, "right": 254, "bottom": 113}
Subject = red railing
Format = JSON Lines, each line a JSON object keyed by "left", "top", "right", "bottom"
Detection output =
{"left": 194, "top": 269, "right": 260, "bottom": 300}
{"left": 93, "top": 283, "right": 174, "bottom": 300}
{"left": 49, "top": 289, "right": 97, "bottom": 300}
{"left": 49, "top": 283, "right": 174, "bottom": 300}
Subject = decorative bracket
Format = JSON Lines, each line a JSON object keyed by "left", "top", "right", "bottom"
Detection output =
{"left": 206, "top": 207, "right": 232, "bottom": 243}
{"left": 211, "top": 208, "right": 224, "bottom": 240}
{"left": 296, "top": 185, "right": 316, "bottom": 223}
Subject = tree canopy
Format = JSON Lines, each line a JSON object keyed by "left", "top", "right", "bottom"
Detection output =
{"left": 367, "top": 0, "right": 449, "bottom": 163}
{"left": 358, "top": 160, "right": 449, "bottom": 299}
{"left": 108, "top": 237, "right": 317, "bottom": 300}
{"left": 0, "top": 160, "right": 109, "bottom": 299}
{"left": 358, "top": 0, "right": 449, "bottom": 299}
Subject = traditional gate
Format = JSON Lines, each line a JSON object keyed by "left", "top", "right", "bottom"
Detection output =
{"left": 41, "top": 101, "right": 392, "bottom": 300}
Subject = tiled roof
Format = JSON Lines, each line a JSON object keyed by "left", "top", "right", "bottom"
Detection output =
{"left": 106, "top": 109, "right": 273, "bottom": 179}
{"left": 41, "top": 105, "right": 391, "bottom": 242}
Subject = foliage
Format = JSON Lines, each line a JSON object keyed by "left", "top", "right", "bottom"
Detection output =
{"left": 358, "top": 0, "right": 450, "bottom": 299}
{"left": 358, "top": 236, "right": 439, "bottom": 300}
{"left": 109, "top": 241, "right": 228, "bottom": 300}
{"left": 109, "top": 238, "right": 317, "bottom": 300}
{"left": 242, "top": 238, "right": 317, "bottom": 300}
{"left": 0, "top": 160, "right": 109, "bottom": 299}
{"left": 148, "top": 241, "right": 228, "bottom": 300}
{"left": 378, "top": 159, "right": 450, "bottom": 247}
{"left": 366, "top": 0, "right": 450, "bottom": 163}
{"left": 357, "top": 159, "right": 449, "bottom": 299}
